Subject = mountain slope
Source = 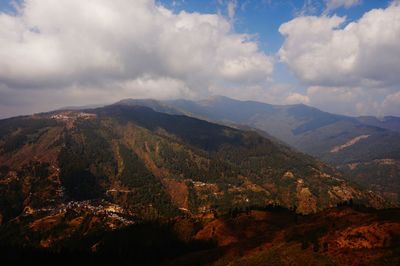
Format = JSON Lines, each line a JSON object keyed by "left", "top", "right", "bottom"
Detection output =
{"left": 0, "top": 105, "right": 388, "bottom": 233}
{"left": 1, "top": 206, "right": 399, "bottom": 265}
{"left": 154, "top": 96, "right": 400, "bottom": 204}
{"left": 357, "top": 116, "right": 400, "bottom": 133}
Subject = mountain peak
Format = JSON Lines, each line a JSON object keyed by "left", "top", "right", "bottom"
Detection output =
{"left": 112, "top": 98, "right": 182, "bottom": 115}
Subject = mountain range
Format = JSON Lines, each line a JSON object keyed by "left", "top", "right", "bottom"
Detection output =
{"left": 115, "top": 96, "right": 400, "bottom": 204}
{"left": 0, "top": 97, "right": 399, "bottom": 265}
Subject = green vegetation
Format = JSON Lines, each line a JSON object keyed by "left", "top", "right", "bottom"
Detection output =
{"left": 163, "top": 97, "right": 400, "bottom": 205}
{"left": 118, "top": 144, "right": 177, "bottom": 217}
{"left": 0, "top": 165, "right": 9, "bottom": 179}
{"left": 0, "top": 105, "right": 386, "bottom": 223}
{"left": 58, "top": 120, "right": 116, "bottom": 200}
{"left": 342, "top": 161, "right": 400, "bottom": 203}
{"left": 0, "top": 118, "right": 58, "bottom": 153}
{"left": 0, "top": 178, "right": 24, "bottom": 222}
{"left": 17, "top": 161, "right": 50, "bottom": 179}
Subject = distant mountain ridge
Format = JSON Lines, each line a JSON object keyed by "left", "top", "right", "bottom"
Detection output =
{"left": 111, "top": 96, "right": 400, "bottom": 204}
{"left": 357, "top": 116, "right": 400, "bottom": 132}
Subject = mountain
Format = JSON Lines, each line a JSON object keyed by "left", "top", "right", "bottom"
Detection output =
{"left": 113, "top": 99, "right": 183, "bottom": 115}
{"left": 357, "top": 116, "right": 400, "bottom": 133}
{"left": 57, "top": 103, "right": 106, "bottom": 111}
{"left": 0, "top": 103, "right": 398, "bottom": 264}
{"left": 140, "top": 96, "right": 399, "bottom": 204}
{"left": 163, "top": 96, "right": 400, "bottom": 161}
{"left": 57, "top": 96, "right": 400, "bottom": 204}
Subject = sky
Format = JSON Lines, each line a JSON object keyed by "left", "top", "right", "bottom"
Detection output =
{"left": 0, "top": 0, "right": 399, "bottom": 118}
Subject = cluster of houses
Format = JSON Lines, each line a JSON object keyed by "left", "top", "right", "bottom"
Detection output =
{"left": 50, "top": 112, "right": 96, "bottom": 121}
{"left": 25, "top": 200, "right": 134, "bottom": 228}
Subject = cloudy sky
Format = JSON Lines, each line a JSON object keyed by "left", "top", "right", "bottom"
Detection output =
{"left": 0, "top": 0, "right": 399, "bottom": 118}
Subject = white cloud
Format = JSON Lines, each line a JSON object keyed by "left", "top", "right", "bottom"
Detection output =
{"left": 306, "top": 86, "right": 367, "bottom": 115}
{"left": 382, "top": 91, "right": 400, "bottom": 116}
{"left": 216, "top": 0, "right": 238, "bottom": 23}
{"left": 279, "top": 3, "right": 400, "bottom": 88}
{"left": 325, "top": 0, "right": 361, "bottom": 12}
{"left": 0, "top": 0, "right": 273, "bottom": 117}
{"left": 285, "top": 92, "right": 310, "bottom": 105}
{"left": 297, "top": 0, "right": 321, "bottom": 16}
{"left": 278, "top": 2, "right": 400, "bottom": 116}
{"left": 208, "top": 81, "right": 310, "bottom": 107}
{"left": 227, "top": 0, "right": 237, "bottom": 21}
{"left": 298, "top": 86, "right": 400, "bottom": 116}
{"left": 0, "top": 76, "right": 194, "bottom": 117}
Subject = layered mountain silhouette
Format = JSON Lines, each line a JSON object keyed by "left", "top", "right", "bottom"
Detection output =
{"left": 0, "top": 99, "right": 398, "bottom": 265}
{"left": 115, "top": 96, "right": 400, "bottom": 204}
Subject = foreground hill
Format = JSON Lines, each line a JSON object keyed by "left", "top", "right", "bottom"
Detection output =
{"left": 1, "top": 206, "right": 399, "bottom": 265}
{"left": 119, "top": 96, "right": 398, "bottom": 204}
